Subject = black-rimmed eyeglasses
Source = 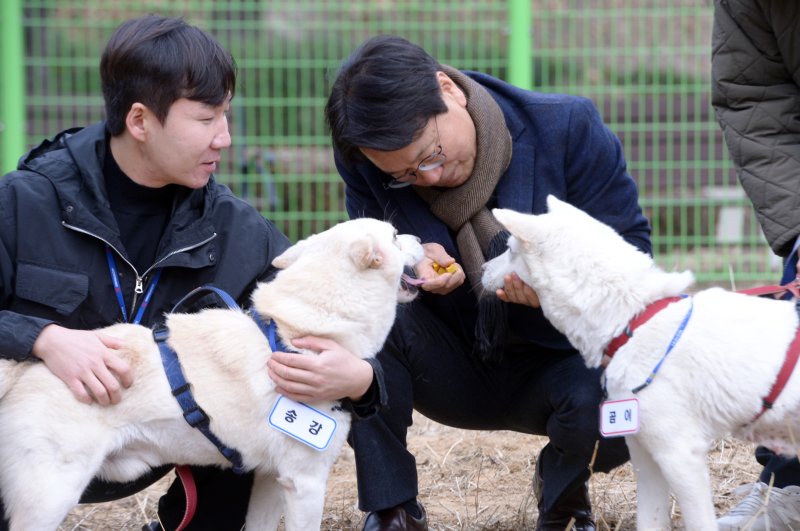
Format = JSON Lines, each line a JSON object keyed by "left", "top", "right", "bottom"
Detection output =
{"left": 383, "top": 117, "right": 446, "bottom": 190}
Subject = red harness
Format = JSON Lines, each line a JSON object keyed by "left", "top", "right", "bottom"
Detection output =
{"left": 603, "top": 282, "right": 800, "bottom": 423}
{"left": 604, "top": 296, "right": 684, "bottom": 359}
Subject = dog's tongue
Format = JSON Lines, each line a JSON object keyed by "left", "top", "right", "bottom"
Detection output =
{"left": 401, "top": 273, "right": 425, "bottom": 286}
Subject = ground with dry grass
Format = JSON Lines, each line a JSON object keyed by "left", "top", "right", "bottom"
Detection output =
{"left": 58, "top": 412, "right": 763, "bottom": 530}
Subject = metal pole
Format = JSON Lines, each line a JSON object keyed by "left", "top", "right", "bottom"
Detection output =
{"left": 507, "top": 0, "right": 532, "bottom": 90}
{"left": 1, "top": 0, "right": 26, "bottom": 174}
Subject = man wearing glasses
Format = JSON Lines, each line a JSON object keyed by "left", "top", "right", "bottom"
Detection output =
{"left": 277, "top": 35, "right": 650, "bottom": 530}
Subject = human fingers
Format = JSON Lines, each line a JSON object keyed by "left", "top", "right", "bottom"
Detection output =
{"left": 290, "top": 335, "right": 337, "bottom": 353}
{"left": 268, "top": 354, "right": 313, "bottom": 386}
{"left": 501, "top": 273, "right": 540, "bottom": 307}
{"left": 97, "top": 332, "right": 125, "bottom": 350}
{"left": 90, "top": 366, "right": 124, "bottom": 405}
{"left": 65, "top": 378, "right": 94, "bottom": 405}
{"left": 103, "top": 351, "right": 134, "bottom": 390}
{"left": 421, "top": 242, "right": 449, "bottom": 263}
{"left": 424, "top": 263, "right": 465, "bottom": 294}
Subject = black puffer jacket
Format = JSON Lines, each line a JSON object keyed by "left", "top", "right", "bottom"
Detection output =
{"left": 712, "top": 0, "right": 800, "bottom": 257}
{"left": 0, "top": 122, "right": 290, "bottom": 360}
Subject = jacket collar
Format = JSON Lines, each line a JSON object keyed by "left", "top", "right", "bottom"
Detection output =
{"left": 27, "top": 122, "right": 217, "bottom": 268}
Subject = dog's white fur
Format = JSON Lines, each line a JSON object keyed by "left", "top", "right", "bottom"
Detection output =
{"left": 482, "top": 196, "right": 800, "bottom": 529}
{"left": 0, "top": 218, "right": 423, "bottom": 531}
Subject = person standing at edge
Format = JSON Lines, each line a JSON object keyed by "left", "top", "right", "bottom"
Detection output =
{"left": 712, "top": 1, "right": 800, "bottom": 528}
{"left": 0, "top": 15, "right": 379, "bottom": 530}
{"left": 299, "top": 35, "right": 651, "bottom": 530}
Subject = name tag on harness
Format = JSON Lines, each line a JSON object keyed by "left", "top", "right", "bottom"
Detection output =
{"left": 268, "top": 395, "right": 337, "bottom": 451}
{"left": 599, "top": 398, "right": 640, "bottom": 437}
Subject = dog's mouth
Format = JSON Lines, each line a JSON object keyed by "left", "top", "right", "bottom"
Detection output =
{"left": 400, "top": 266, "right": 424, "bottom": 298}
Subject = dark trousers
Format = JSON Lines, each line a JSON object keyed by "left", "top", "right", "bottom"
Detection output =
{"left": 0, "top": 466, "right": 251, "bottom": 531}
{"left": 755, "top": 250, "right": 800, "bottom": 488}
{"left": 349, "top": 301, "right": 629, "bottom": 515}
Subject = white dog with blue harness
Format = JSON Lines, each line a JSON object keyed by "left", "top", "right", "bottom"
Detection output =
{"left": 0, "top": 217, "right": 423, "bottom": 531}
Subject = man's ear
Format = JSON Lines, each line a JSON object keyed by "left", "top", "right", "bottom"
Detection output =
{"left": 125, "top": 102, "right": 149, "bottom": 142}
{"left": 437, "top": 71, "right": 467, "bottom": 108}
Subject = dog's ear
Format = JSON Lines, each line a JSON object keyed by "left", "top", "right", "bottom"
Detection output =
{"left": 492, "top": 208, "right": 535, "bottom": 240}
{"left": 545, "top": 194, "right": 567, "bottom": 212}
{"left": 272, "top": 240, "right": 307, "bottom": 269}
{"left": 350, "top": 235, "right": 383, "bottom": 269}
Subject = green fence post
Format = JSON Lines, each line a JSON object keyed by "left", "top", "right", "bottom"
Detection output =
{"left": 1, "top": 0, "right": 26, "bottom": 174}
{"left": 507, "top": 0, "right": 532, "bottom": 90}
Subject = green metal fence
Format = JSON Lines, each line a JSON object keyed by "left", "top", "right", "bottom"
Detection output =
{"left": 0, "top": 0, "right": 781, "bottom": 286}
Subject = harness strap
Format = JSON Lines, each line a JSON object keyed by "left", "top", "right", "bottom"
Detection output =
{"left": 152, "top": 284, "right": 287, "bottom": 530}
{"left": 249, "top": 308, "right": 290, "bottom": 352}
{"left": 751, "top": 301, "right": 800, "bottom": 423}
{"left": 154, "top": 325, "right": 246, "bottom": 473}
{"left": 603, "top": 281, "right": 800, "bottom": 423}
{"left": 752, "top": 331, "right": 800, "bottom": 422}
{"left": 604, "top": 296, "right": 685, "bottom": 358}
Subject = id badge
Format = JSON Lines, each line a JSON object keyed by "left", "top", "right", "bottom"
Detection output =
{"left": 599, "top": 397, "right": 640, "bottom": 437}
{"left": 268, "top": 395, "right": 338, "bottom": 451}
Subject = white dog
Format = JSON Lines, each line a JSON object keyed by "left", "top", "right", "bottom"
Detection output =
{"left": 0, "top": 218, "right": 423, "bottom": 531}
{"left": 482, "top": 196, "right": 800, "bottom": 529}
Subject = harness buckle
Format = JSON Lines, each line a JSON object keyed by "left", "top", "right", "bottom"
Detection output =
{"left": 183, "top": 406, "right": 210, "bottom": 428}
{"left": 153, "top": 326, "right": 170, "bottom": 343}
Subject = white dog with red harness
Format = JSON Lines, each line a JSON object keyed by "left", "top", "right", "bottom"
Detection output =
{"left": 482, "top": 195, "right": 800, "bottom": 529}
{"left": 0, "top": 217, "right": 423, "bottom": 531}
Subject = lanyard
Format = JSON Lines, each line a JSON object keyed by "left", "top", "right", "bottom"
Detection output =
{"left": 105, "top": 246, "right": 162, "bottom": 324}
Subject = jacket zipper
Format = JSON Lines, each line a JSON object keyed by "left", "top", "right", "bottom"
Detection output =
{"left": 62, "top": 221, "right": 217, "bottom": 319}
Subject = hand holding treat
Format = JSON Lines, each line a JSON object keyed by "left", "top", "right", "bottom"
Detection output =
{"left": 432, "top": 262, "right": 459, "bottom": 274}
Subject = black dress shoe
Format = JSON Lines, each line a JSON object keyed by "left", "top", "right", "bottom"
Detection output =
{"left": 533, "top": 456, "right": 596, "bottom": 531}
{"left": 362, "top": 502, "right": 428, "bottom": 531}
{"left": 141, "top": 522, "right": 161, "bottom": 531}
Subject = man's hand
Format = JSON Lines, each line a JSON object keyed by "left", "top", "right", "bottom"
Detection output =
{"left": 31, "top": 324, "right": 133, "bottom": 405}
{"left": 267, "top": 336, "right": 374, "bottom": 403}
{"left": 495, "top": 272, "right": 540, "bottom": 308}
{"left": 416, "top": 242, "right": 465, "bottom": 295}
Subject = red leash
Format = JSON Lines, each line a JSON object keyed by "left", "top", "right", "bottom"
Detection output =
{"left": 174, "top": 465, "right": 198, "bottom": 531}
{"left": 745, "top": 280, "right": 800, "bottom": 422}
{"left": 737, "top": 281, "right": 800, "bottom": 299}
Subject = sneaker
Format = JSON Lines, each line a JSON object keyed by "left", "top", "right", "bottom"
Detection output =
{"left": 718, "top": 482, "right": 800, "bottom": 530}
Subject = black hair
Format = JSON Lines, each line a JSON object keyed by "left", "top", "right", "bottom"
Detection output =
{"left": 100, "top": 14, "right": 237, "bottom": 136}
{"left": 324, "top": 35, "right": 448, "bottom": 168}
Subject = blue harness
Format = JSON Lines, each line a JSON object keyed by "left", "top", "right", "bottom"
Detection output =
{"left": 153, "top": 285, "right": 288, "bottom": 474}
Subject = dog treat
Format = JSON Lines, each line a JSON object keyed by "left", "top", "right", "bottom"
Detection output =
{"left": 433, "top": 262, "right": 458, "bottom": 274}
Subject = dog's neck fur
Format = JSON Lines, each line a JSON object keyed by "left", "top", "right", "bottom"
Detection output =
{"left": 536, "top": 265, "right": 693, "bottom": 368}
{"left": 487, "top": 199, "right": 694, "bottom": 369}
{"left": 250, "top": 268, "right": 399, "bottom": 359}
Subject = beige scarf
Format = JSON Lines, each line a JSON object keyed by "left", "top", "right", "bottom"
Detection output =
{"left": 416, "top": 66, "right": 513, "bottom": 361}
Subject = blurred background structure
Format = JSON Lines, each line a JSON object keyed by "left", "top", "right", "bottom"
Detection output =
{"left": 0, "top": 0, "right": 779, "bottom": 285}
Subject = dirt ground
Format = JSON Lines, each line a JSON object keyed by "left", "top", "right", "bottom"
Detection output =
{"left": 59, "top": 411, "right": 764, "bottom": 530}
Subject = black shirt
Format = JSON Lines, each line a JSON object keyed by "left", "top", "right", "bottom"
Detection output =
{"left": 104, "top": 144, "right": 177, "bottom": 274}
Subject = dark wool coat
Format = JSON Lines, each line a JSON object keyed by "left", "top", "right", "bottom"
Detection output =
{"left": 337, "top": 71, "right": 652, "bottom": 351}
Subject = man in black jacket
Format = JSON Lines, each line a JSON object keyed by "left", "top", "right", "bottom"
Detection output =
{"left": 0, "top": 15, "right": 377, "bottom": 530}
